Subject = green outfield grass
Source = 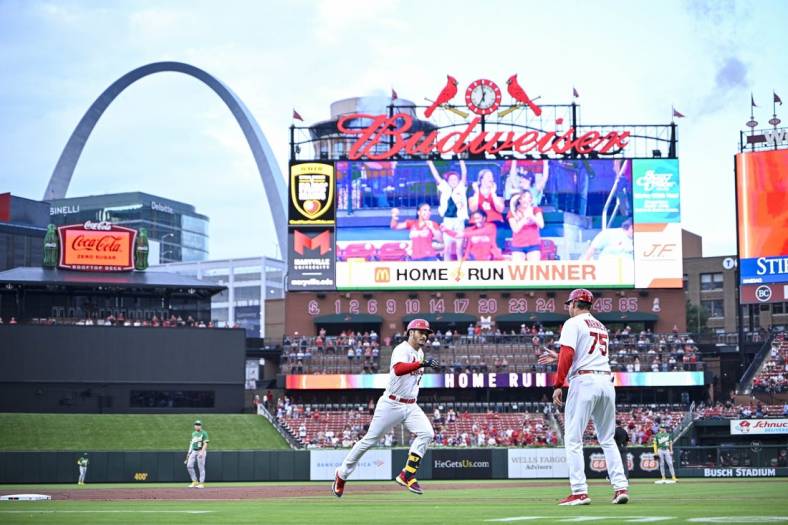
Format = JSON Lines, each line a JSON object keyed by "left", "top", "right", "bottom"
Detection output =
{"left": 1, "top": 479, "right": 787, "bottom": 525}
{"left": 0, "top": 414, "right": 288, "bottom": 451}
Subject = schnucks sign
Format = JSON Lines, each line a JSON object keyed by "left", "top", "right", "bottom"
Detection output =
{"left": 58, "top": 221, "right": 136, "bottom": 272}
{"left": 730, "top": 418, "right": 788, "bottom": 435}
{"left": 337, "top": 113, "right": 631, "bottom": 160}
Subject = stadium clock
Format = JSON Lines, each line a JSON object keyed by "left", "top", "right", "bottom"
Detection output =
{"left": 465, "top": 79, "right": 502, "bottom": 116}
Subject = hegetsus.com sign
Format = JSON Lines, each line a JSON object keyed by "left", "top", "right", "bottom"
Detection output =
{"left": 431, "top": 450, "right": 493, "bottom": 479}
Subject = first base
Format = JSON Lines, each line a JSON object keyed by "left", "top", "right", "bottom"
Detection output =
{"left": 0, "top": 494, "right": 52, "bottom": 501}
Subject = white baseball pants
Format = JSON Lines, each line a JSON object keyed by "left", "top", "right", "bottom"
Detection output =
{"left": 658, "top": 449, "right": 676, "bottom": 478}
{"left": 187, "top": 450, "right": 207, "bottom": 483}
{"left": 78, "top": 466, "right": 87, "bottom": 483}
{"left": 564, "top": 374, "right": 628, "bottom": 495}
{"left": 338, "top": 395, "right": 434, "bottom": 480}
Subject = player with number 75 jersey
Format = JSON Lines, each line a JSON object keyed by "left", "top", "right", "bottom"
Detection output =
{"left": 546, "top": 288, "right": 628, "bottom": 506}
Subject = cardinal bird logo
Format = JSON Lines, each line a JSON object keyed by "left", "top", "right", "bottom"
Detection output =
{"left": 424, "top": 75, "right": 459, "bottom": 118}
{"left": 506, "top": 74, "right": 542, "bottom": 117}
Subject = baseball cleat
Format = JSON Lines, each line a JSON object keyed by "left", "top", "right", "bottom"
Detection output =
{"left": 332, "top": 470, "right": 346, "bottom": 498}
{"left": 395, "top": 471, "right": 424, "bottom": 495}
{"left": 189, "top": 481, "right": 198, "bottom": 488}
{"left": 611, "top": 489, "right": 629, "bottom": 504}
{"left": 559, "top": 493, "right": 591, "bottom": 505}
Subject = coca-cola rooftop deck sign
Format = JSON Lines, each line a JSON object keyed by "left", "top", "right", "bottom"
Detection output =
{"left": 58, "top": 221, "right": 136, "bottom": 272}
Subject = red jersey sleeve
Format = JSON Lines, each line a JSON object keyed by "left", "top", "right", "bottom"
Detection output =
{"left": 554, "top": 345, "right": 575, "bottom": 388}
{"left": 393, "top": 361, "right": 422, "bottom": 376}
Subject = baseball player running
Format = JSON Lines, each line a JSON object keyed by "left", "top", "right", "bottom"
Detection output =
{"left": 540, "top": 289, "right": 629, "bottom": 505}
{"left": 186, "top": 419, "right": 209, "bottom": 488}
{"left": 653, "top": 424, "right": 677, "bottom": 483}
{"left": 332, "top": 319, "right": 440, "bottom": 497}
{"left": 76, "top": 453, "right": 89, "bottom": 485}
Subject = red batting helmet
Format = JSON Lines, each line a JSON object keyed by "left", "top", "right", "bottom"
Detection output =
{"left": 406, "top": 318, "right": 433, "bottom": 334}
{"left": 565, "top": 288, "right": 594, "bottom": 305}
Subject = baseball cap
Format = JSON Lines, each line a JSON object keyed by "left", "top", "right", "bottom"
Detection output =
{"left": 194, "top": 420, "right": 202, "bottom": 425}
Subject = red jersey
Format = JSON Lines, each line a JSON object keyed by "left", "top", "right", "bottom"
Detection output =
{"left": 464, "top": 223, "right": 498, "bottom": 260}
{"left": 477, "top": 192, "right": 504, "bottom": 223}
{"left": 508, "top": 207, "right": 542, "bottom": 247}
{"left": 404, "top": 219, "right": 439, "bottom": 259}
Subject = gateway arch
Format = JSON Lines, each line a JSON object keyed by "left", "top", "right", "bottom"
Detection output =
{"left": 44, "top": 61, "right": 287, "bottom": 256}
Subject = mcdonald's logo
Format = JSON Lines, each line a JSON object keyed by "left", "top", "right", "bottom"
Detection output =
{"left": 293, "top": 230, "right": 332, "bottom": 255}
{"left": 374, "top": 267, "right": 391, "bottom": 283}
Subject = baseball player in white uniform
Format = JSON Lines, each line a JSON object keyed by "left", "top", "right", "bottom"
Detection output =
{"left": 332, "top": 319, "right": 440, "bottom": 497}
{"left": 540, "top": 289, "right": 629, "bottom": 505}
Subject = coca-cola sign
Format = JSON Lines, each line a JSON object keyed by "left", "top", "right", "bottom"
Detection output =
{"left": 336, "top": 113, "right": 630, "bottom": 160}
{"left": 58, "top": 223, "right": 136, "bottom": 272}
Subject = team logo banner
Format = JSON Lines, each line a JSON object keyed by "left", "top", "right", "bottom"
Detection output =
{"left": 730, "top": 419, "right": 788, "bottom": 435}
{"left": 289, "top": 162, "right": 335, "bottom": 225}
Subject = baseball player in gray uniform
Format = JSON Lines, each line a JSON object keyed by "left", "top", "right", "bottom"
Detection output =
{"left": 332, "top": 319, "right": 440, "bottom": 497}
{"left": 186, "top": 420, "right": 209, "bottom": 488}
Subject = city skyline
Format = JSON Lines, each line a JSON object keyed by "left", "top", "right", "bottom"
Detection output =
{"left": 1, "top": 0, "right": 787, "bottom": 260}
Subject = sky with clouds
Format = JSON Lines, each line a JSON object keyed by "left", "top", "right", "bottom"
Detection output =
{"left": 1, "top": 0, "right": 787, "bottom": 260}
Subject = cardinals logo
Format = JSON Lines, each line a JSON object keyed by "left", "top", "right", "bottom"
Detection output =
{"left": 639, "top": 452, "right": 659, "bottom": 472}
{"left": 289, "top": 163, "right": 335, "bottom": 224}
{"left": 589, "top": 453, "right": 607, "bottom": 473}
{"left": 424, "top": 75, "right": 459, "bottom": 118}
{"left": 506, "top": 74, "right": 542, "bottom": 116}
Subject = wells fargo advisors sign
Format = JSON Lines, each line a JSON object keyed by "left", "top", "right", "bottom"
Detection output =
{"left": 58, "top": 222, "right": 136, "bottom": 272}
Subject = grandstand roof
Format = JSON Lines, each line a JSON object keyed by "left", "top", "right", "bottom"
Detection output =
{"left": 0, "top": 266, "right": 224, "bottom": 295}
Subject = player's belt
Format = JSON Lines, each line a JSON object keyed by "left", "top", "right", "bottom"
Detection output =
{"left": 388, "top": 395, "right": 416, "bottom": 404}
{"left": 577, "top": 370, "right": 612, "bottom": 375}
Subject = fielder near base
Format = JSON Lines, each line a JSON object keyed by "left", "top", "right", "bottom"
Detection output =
{"left": 653, "top": 424, "right": 678, "bottom": 484}
{"left": 543, "top": 289, "right": 629, "bottom": 505}
{"left": 332, "top": 319, "right": 440, "bottom": 497}
{"left": 185, "top": 419, "right": 209, "bottom": 488}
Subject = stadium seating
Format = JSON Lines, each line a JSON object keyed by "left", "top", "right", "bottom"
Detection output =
{"left": 751, "top": 333, "right": 787, "bottom": 394}
{"left": 277, "top": 401, "right": 690, "bottom": 449}
{"left": 280, "top": 330, "right": 704, "bottom": 375}
{"left": 695, "top": 403, "right": 785, "bottom": 419}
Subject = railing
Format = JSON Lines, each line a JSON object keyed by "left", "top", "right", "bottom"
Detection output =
{"left": 256, "top": 404, "right": 301, "bottom": 449}
{"left": 736, "top": 331, "right": 779, "bottom": 395}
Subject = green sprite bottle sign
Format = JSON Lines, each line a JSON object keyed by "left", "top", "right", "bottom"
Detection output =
{"left": 43, "top": 224, "right": 59, "bottom": 268}
{"left": 135, "top": 228, "right": 149, "bottom": 271}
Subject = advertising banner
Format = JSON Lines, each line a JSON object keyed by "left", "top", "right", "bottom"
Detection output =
{"left": 289, "top": 162, "right": 335, "bottom": 225}
{"left": 633, "top": 222, "right": 683, "bottom": 288}
{"left": 58, "top": 222, "right": 136, "bottom": 272}
{"left": 740, "top": 283, "right": 788, "bottom": 304}
{"left": 508, "top": 448, "right": 568, "bottom": 479}
{"left": 584, "top": 447, "right": 661, "bottom": 479}
{"left": 284, "top": 371, "right": 706, "bottom": 390}
{"left": 287, "top": 228, "right": 336, "bottom": 290}
{"left": 632, "top": 159, "right": 681, "bottom": 224}
{"left": 736, "top": 149, "right": 788, "bottom": 287}
{"left": 730, "top": 419, "right": 788, "bottom": 435}
{"left": 696, "top": 467, "right": 788, "bottom": 478}
{"left": 309, "top": 449, "right": 391, "bottom": 480}
{"left": 431, "top": 449, "right": 493, "bottom": 479}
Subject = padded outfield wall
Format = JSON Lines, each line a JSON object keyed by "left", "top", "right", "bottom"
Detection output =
{"left": 1, "top": 447, "right": 785, "bottom": 483}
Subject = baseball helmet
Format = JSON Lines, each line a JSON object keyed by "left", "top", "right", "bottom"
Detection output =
{"left": 565, "top": 288, "right": 594, "bottom": 305}
{"left": 406, "top": 318, "right": 433, "bottom": 334}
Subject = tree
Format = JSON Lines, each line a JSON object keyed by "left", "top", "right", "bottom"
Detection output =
{"left": 686, "top": 300, "right": 709, "bottom": 336}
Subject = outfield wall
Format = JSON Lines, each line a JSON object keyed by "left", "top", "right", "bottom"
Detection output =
{"left": 2, "top": 447, "right": 786, "bottom": 484}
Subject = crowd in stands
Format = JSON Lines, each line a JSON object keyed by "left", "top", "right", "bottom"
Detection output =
{"left": 751, "top": 333, "right": 787, "bottom": 394}
{"left": 280, "top": 323, "right": 703, "bottom": 375}
{"left": 555, "top": 404, "right": 687, "bottom": 447}
{"left": 1, "top": 315, "right": 234, "bottom": 328}
{"left": 694, "top": 399, "right": 788, "bottom": 419}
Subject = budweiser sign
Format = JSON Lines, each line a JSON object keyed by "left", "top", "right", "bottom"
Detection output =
{"left": 58, "top": 223, "right": 136, "bottom": 272}
{"left": 337, "top": 113, "right": 630, "bottom": 160}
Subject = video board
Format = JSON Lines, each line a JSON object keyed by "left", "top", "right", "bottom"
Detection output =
{"left": 736, "top": 149, "right": 788, "bottom": 303}
{"left": 287, "top": 159, "right": 681, "bottom": 290}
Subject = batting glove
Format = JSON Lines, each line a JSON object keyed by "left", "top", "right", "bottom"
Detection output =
{"left": 422, "top": 358, "right": 441, "bottom": 370}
